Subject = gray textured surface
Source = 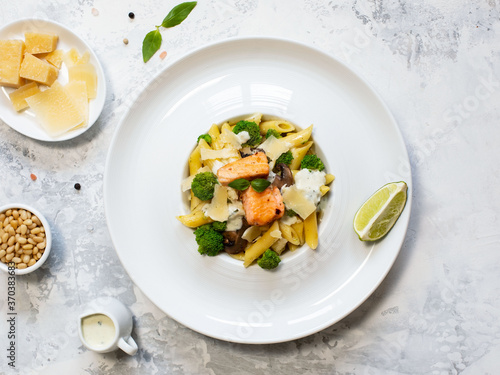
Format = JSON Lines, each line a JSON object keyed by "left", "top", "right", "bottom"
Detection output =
{"left": 1, "top": 0, "right": 499, "bottom": 374}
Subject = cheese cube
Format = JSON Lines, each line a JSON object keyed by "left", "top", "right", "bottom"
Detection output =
{"left": 9, "top": 82, "right": 40, "bottom": 111}
{"left": 25, "top": 81, "right": 84, "bottom": 137}
{"left": 65, "top": 81, "right": 88, "bottom": 128}
{"left": 24, "top": 32, "right": 58, "bottom": 54}
{"left": 45, "top": 49, "right": 64, "bottom": 69}
{"left": 19, "top": 53, "right": 59, "bottom": 86}
{"left": 0, "top": 40, "right": 26, "bottom": 88}
{"left": 68, "top": 63, "right": 97, "bottom": 99}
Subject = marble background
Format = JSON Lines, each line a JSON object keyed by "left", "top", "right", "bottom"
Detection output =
{"left": 1, "top": 0, "right": 499, "bottom": 374}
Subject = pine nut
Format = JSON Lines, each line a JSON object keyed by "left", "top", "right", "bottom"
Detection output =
{"left": 32, "top": 216, "right": 41, "bottom": 226}
{"left": 6, "top": 253, "right": 14, "bottom": 261}
{"left": 33, "top": 248, "right": 38, "bottom": 255}
{"left": 1, "top": 233, "right": 8, "bottom": 243}
{"left": 12, "top": 257, "right": 21, "bottom": 263}
{"left": 22, "top": 255, "right": 30, "bottom": 264}
{"left": 28, "top": 238, "right": 36, "bottom": 245}
{"left": 20, "top": 224, "right": 27, "bottom": 235}
{"left": 31, "top": 227, "right": 41, "bottom": 235}
{"left": 37, "top": 242, "right": 46, "bottom": 249}
{"left": 0, "top": 213, "right": 5, "bottom": 221}
{"left": 23, "top": 219, "right": 33, "bottom": 226}
{"left": 20, "top": 210, "right": 27, "bottom": 220}
{"left": 1, "top": 243, "right": 7, "bottom": 250}
{"left": 28, "top": 259, "right": 36, "bottom": 267}
{"left": 17, "top": 263, "right": 27, "bottom": 269}
{"left": 17, "top": 236, "right": 27, "bottom": 244}
{"left": 7, "top": 246, "right": 14, "bottom": 254}
{"left": 23, "top": 244, "right": 33, "bottom": 250}
{"left": 33, "top": 236, "right": 44, "bottom": 243}
{"left": 12, "top": 210, "right": 19, "bottom": 219}
{"left": 8, "top": 236, "right": 15, "bottom": 246}
{"left": 14, "top": 242, "right": 20, "bottom": 251}
{"left": 6, "top": 209, "right": 12, "bottom": 216}
{"left": 8, "top": 227, "right": 15, "bottom": 236}
{"left": 28, "top": 224, "right": 37, "bottom": 230}
{"left": 23, "top": 249, "right": 32, "bottom": 255}
{"left": 0, "top": 250, "right": 5, "bottom": 258}
{"left": 36, "top": 253, "right": 41, "bottom": 259}
{"left": 10, "top": 220, "right": 18, "bottom": 230}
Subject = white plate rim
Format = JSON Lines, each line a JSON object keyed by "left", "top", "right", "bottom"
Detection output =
{"left": 0, "top": 18, "right": 106, "bottom": 142}
{"left": 104, "top": 36, "right": 413, "bottom": 344}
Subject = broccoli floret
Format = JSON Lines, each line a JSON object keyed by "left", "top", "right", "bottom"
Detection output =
{"left": 300, "top": 154, "right": 325, "bottom": 171}
{"left": 194, "top": 224, "right": 224, "bottom": 256}
{"left": 197, "top": 134, "right": 212, "bottom": 144}
{"left": 232, "top": 120, "right": 262, "bottom": 146}
{"left": 212, "top": 221, "right": 227, "bottom": 232}
{"left": 257, "top": 249, "right": 281, "bottom": 270}
{"left": 274, "top": 151, "right": 293, "bottom": 168}
{"left": 265, "top": 129, "right": 282, "bottom": 139}
{"left": 191, "top": 172, "right": 218, "bottom": 200}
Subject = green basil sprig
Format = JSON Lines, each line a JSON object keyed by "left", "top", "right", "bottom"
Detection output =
{"left": 251, "top": 179, "right": 271, "bottom": 193}
{"left": 228, "top": 178, "right": 271, "bottom": 193}
{"left": 228, "top": 179, "right": 250, "bottom": 191}
{"left": 142, "top": 2, "right": 197, "bottom": 62}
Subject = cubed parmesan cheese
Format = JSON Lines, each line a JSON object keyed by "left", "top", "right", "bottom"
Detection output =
{"left": 203, "top": 185, "right": 229, "bottom": 221}
{"left": 9, "top": 82, "right": 40, "bottom": 111}
{"left": 25, "top": 81, "right": 84, "bottom": 137}
{"left": 44, "top": 49, "right": 64, "bottom": 69}
{"left": 24, "top": 32, "right": 58, "bottom": 54}
{"left": 281, "top": 185, "right": 317, "bottom": 220}
{"left": 19, "top": 53, "right": 58, "bottom": 86}
{"left": 0, "top": 40, "right": 26, "bottom": 88}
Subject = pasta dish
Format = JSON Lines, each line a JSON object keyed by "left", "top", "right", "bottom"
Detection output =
{"left": 177, "top": 113, "right": 334, "bottom": 270}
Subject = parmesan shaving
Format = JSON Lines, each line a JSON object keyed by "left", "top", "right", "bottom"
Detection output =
{"left": 258, "top": 136, "right": 291, "bottom": 169}
{"left": 242, "top": 226, "right": 262, "bottom": 242}
{"left": 281, "top": 185, "right": 317, "bottom": 220}
{"left": 203, "top": 185, "right": 229, "bottom": 221}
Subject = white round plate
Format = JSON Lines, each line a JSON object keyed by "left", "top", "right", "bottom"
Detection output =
{"left": 0, "top": 18, "right": 106, "bottom": 142}
{"left": 104, "top": 37, "right": 412, "bottom": 344}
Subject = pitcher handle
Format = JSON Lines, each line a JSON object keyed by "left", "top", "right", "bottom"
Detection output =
{"left": 118, "top": 336, "right": 138, "bottom": 355}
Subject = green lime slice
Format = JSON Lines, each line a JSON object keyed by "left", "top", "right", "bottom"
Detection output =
{"left": 353, "top": 181, "right": 408, "bottom": 241}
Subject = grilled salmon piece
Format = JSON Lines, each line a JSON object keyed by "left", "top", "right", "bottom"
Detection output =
{"left": 241, "top": 185, "right": 285, "bottom": 226}
{"left": 217, "top": 152, "right": 269, "bottom": 185}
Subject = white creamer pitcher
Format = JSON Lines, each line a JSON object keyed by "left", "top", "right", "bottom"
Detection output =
{"left": 78, "top": 297, "right": 138, "bottom": 355}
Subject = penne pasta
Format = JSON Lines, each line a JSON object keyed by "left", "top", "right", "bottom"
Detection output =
{"left": 259, "top": 120, "right": 295, "bottom": 135}
{"left": 177, "top": 210, "right": 213, "bottom": 228}
{"left": 229, "top": 252, "right": 245, "bottom": 261}
{"left": 288, "top": 243, "right": 300, "bottom": 252}
{"left": 289, "top": 141, "right": 313, "bottom": 170}
{"left": 243, "top": 221, "right": 281, "bottom": 267}
{"left": 304, "top": 211, "right": 318, "bottom": 250}
{"left": 282, "top": 125, "right": 313, "bottom": 147}
{"left": 278, "top": 222, "right": 301, "bottom": 245}
{"left": 325, "top": 173, "right": 335, "bottom": 185}
{"left": 208, "top": 124, "right": 222, "bottom": 150}
{"left": 188, "top": 146, "right": 202, "bottom": 175}
{"left": 320, "top": 186, "right": 330, "bottom": 196}
{"left": 291, "top": 221, "right": 305, "bottom": 245}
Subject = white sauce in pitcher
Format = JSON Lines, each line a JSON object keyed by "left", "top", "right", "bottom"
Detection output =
{"left": 81, "top": 314, "right": 116, "bottom": 348}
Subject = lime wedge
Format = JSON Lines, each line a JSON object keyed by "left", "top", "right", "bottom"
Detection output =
{"left": 353, "top": 181, "right": 408, "bottom": 241}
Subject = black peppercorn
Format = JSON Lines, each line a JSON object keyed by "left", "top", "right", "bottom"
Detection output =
{"left": 128, "top": 12, "right": 135, "bottom": 19}
{"left": 74, "top": 183, "right": 81, "bottom": 190}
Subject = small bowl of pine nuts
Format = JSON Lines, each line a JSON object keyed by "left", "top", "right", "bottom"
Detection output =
{"left": 0, "top": 204, "right": 52, "bottom": 275}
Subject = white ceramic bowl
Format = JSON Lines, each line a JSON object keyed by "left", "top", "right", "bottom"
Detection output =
{"left": 0, "top": 203, "right": 52, "bottom": 275}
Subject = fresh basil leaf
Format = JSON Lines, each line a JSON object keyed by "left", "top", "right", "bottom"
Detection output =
{"left": 161, "top": 1, "right": 197, "bottom": 28}
{"left": 228, "top": 179, "right": 250, "bottom": 191}
{"left": 251, "top": 179, "right": 271, "bottom": 193}
{"left": 142, "top": 29, "right": 162, "bottom": 63}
